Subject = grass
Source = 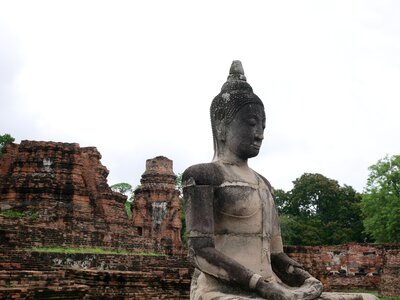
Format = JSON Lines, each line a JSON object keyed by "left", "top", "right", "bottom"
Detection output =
{"left": 339, "top": 289, "right": 400, "bottom": 300}
{"left": 29, "top": 212, "right": 40, "bottom": 219}
{"left": 372, "top": 293, "right": 399, "bottom": 300}
{"left": 31, "top": 247, "right": 165, "bottom": 256}
{"left": 0, "top": 210, "right": 26, "bottom": 218}
{"left": 368, "top": 291, "right": 399, "bottom": 300}
{"left": 379, "top": 296, "right": 400, "bottom": 300}
{"left": 0, "top": 209, "right": 39, "bottom": 219}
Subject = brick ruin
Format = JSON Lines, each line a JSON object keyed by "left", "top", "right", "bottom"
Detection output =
{"left": 0, "top": 243, "right": 399, "bottom": 298}
{"left": 132, "top": 156, "right": 183, "bottom": 255}
{"left": 0, "top": 141, "right": 181, "bottom": 254}
{"left": 0, "top": 140, "right": 399, "bottom": 298}
{"left": 0, "top": 140, "right": 187, "bottom": 298}
{"left": 285, "top": 244, "right": 400, "bottom": 296}
{"left": 0, "top": 140, "right": 130, "bottom": 250}
{"left": 0, "top": 250, "right": 192, "bottom": 299}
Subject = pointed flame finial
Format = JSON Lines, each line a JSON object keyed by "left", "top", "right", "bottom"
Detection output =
{"left": 227, "top": 60, "right": 247, "bottom": 81}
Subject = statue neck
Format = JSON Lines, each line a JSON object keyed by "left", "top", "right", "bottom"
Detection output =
{"left": 213, "top": 152, "right": 249, "bottom": 168}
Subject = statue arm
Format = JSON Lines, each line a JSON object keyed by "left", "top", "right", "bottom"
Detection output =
{"left": 259, "top": 174, "right": 323, "bottom": 298}
{"left": 267, "top": 185, "right": 308, "bottom": 286}
{"left": 257, "top": 173, "right": 286, "bottom": 254}
{"left": 271, "top": 253, "right": 323, "bottom": 299}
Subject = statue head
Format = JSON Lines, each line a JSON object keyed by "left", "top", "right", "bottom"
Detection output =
{"left": 210, "top": 61, "right": 265, "bottom": 161}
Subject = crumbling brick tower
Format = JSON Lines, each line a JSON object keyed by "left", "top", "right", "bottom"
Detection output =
{"left": 0, "top": 140, "right": 133, "bottom": 250}
{"left": 132, "top": 156, "right": 182, "bottom": 254}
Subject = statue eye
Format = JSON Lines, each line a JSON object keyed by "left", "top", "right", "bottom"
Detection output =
{"left": 247, "top": 118, "right": 257, "bottom": 126}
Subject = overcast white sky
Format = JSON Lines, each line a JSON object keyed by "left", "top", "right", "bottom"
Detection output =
{"left": 1, "top": 1, "right": 399, "bottom": 192}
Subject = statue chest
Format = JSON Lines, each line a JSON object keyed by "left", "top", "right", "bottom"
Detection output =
{"left": 213, "top": 182, "right": 274, "bottom": 235}
{"left": 213, "top": 182, "right": 277, "bottom": 277}
{"left": 215, "top": 184, "right": 261, "bottom": 218}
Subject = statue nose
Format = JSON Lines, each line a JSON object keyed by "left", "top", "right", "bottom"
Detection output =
{"left": 255, "top": 130, "right": 264, "bottom": 141}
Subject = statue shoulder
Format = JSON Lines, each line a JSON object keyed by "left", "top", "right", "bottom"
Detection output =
{"left": 182, "top": 163, "right": 224, "bottom": 186}
{"left": 255, "top": 172, "right": 275, "bottom": 194}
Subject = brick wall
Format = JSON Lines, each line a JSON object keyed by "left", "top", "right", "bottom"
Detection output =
{"left": 380, "top": 246, "right": 400, "bottom": 297}
{"left": 285, "top": 243, "right": 400, "bottom": 296}
{"left": 0, "top": 245, "right": 400, "bottom": 298}
{"left": 0, "top": 270, "right": 89, "bottom": 299}
{"left": 0, "top": 250, "right": 192, "bottom": 299}
{"left": 66, "top": 268, "right": 190, "bottom": 299}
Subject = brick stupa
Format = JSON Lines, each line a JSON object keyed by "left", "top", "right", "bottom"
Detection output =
{"left": 132, "top": 156, "right": 182, "bottom": 254}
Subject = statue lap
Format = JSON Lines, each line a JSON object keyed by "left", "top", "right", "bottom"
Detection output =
{"left": 191, "top": 271, "right": 378, "bottom": 300}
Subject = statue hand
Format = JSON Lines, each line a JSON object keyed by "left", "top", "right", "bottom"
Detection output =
{"left": 292, "top": 268, "right": 323, "bottom": 300}
{"left": 271, "top": 252, "right": 307, "bottom": 287}
{"left": 301, "top": 277, "right": 323, "bottom": 299}
{"left": 256, "top": 280, "right": 297, "bottom": 300}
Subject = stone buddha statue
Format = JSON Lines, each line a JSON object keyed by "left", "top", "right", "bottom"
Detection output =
{"left": 182, "top": 61, "right": 378, "bottom": 300}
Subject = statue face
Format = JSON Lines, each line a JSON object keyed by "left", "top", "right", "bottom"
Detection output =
{"left": 224, "top": 103, "right": 265, "bottom": 160}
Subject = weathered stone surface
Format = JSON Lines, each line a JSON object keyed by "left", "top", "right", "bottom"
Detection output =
{"left": 183, "top": 60, "right": 324, "bottom": 299}
{"left": 182, "top": 61, "right": 381, "bottom": 300}
{"left": 132, "top": 156, "right": 183, "bottom": 255}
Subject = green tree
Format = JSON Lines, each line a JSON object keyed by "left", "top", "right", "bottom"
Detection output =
{"left": 0, "top": 133, "right": 15, "bottom": 155}
{"left": 361, "top": 155, "right": 400, "bottom": 243}
{"left": 176, "top": 173, "right": 187, "bottom": 246}
{"left": 111, "top": 182, "right": 134, "bottom": 219}
{"left": 110, "top": 182, "right": 133, "bottom": 196}
{"left": 279, "top": 214, "right": 323, "bottom": 246}
{"left": 276, "top": 173, "right": 366, "bottom": 245}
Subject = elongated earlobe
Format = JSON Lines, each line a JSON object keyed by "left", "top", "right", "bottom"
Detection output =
{"left": 216, "top": 123, "right": 226, "bottom": 143}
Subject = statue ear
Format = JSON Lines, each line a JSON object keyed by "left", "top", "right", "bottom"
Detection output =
{"left": 216, "top": 122, "right": 226, "bottom": 143}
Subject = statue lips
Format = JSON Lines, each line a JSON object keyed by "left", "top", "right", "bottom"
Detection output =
{"left": 251, "top": 143, "right": 262, "bottom": 151}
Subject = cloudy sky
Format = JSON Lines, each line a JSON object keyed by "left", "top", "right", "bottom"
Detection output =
{"left": 0, "top": 1, "right": 399, "bottom": 192}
